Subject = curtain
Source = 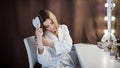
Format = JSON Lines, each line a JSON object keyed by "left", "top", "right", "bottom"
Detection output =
{"left": 16, "top": 0, "right": 106, "bottom": 44}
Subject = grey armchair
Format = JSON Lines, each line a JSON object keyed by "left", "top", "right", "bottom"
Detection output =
{"left": 23, "top": 36, "right": 37, "bottom": 68}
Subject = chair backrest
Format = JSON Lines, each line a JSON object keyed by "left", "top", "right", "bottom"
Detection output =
{"left": 23, "top": 36, "right": 37, "bottom": 68}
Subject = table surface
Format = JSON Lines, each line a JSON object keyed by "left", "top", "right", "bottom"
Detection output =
{"left": 74, "top": 43, "right": 120, "bottom": 68}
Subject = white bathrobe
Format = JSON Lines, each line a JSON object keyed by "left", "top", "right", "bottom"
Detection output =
{"left": 37, "top": 24, "right": 74, "bottom": 68}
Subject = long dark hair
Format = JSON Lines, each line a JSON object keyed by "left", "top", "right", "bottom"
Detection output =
{"left": 34, "top": 10, "right": 49, "bottom": 39}
{"left": 38, "top": 10, "right": 50, "bottom": 33}
{"left": 38, "top": 9, "right": 59, "bottom": 32}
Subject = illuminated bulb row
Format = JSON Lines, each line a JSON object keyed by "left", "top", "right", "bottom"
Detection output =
{"left": 104, "top": 29, "right": 115, "bottom": 34}
{"left": 104, "top": 16, "right": 115, "bottom": 21}
{"left": 104, "top": 3, "right": 116, "bottom": 7}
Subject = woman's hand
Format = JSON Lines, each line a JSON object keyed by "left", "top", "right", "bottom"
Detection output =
{"left": 35, "top": 26, "right": 54, "bottom": 48}
{"left": 35, "top": 26, "right": 43, "bottom": 42}
{"left": 42, "top": 38, "right": 54, "bottom": 48}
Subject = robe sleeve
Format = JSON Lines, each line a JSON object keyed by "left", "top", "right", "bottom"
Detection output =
{"left": 53, "top": 25, "right": 73, "bottom": 55}
{"left": 37, "top": 46, "right": 52, "bottom": 66}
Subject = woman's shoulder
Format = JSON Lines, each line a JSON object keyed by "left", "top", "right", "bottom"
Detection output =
{"left": 59, "top": 24, "right": 68, "bottom": 29}
{"left": 59, "top": 24, "right": 70, "bottom": 33}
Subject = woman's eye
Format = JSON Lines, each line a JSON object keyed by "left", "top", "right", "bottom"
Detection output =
{"left": 50, "top": 21, "right": 54, "bottom": 24}
{"left": 45, "top": 26, "right": 49, "bottom": 28}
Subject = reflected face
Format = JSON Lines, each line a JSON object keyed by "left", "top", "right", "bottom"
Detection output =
{"left": 43, "top": 19, "right": 57, "bottom": 33}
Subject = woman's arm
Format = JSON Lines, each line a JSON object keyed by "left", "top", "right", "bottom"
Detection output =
{"left": 35, "top": 27, "right": 52, "bottom": 66}
{"left": 35, "top": 27, "right": 44, "bottom": 54}
{"left": 42, "top": 37, "right": 55, "bottom": 48}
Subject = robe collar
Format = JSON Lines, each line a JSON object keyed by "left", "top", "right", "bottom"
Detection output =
{"left": 45, "top": 26, "right": 63, "bottom": 41}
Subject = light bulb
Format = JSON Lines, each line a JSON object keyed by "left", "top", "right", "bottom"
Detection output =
{"left": 105, "top": 3, "right": 108, "bottom": 7}
{"left": 112, "top": 16, "right": 115, "bottom": 21}
{"left": 104, "top": 16, "right": 108, "bottom": 21}
{"left": 112, "top": 3, "right": 116, "bottom": 7}
{"left": 111, "top": 29, "right": 115, "bottom": 33}
{"left": 104, "top": 29, "right": 108, "bottom": 34}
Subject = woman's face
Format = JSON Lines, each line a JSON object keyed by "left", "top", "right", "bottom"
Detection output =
{"left": 43, "top": 19, "right": 57, "bottom": 33}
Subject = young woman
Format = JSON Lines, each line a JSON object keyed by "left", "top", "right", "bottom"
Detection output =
{"left": 34, "top": 10, "right": 74, "bottom": 68}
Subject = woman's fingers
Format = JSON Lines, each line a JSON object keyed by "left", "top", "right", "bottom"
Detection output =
{"left": 35, "top": 27, "right": 44, "bottom": 43}
{"left": 35, "top": 28, "right": 43, "bottom": 35}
